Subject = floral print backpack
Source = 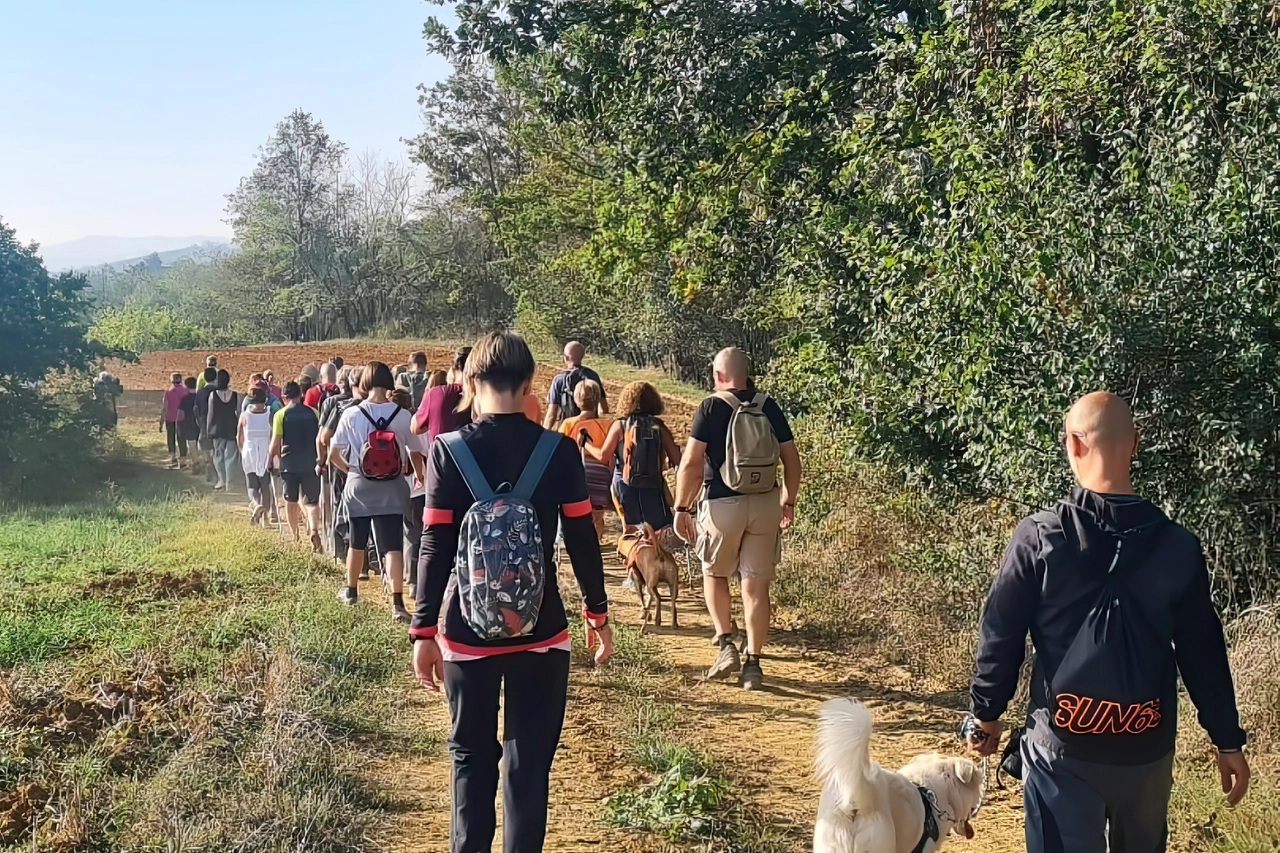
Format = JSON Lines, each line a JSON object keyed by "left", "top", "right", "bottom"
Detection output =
{"left": 439, "top": 431, "right": 560, "bottom": 640}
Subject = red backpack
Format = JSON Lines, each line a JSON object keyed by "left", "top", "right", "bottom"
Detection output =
{"left": 357, "top": 405, "right": 405, "bottom": 481}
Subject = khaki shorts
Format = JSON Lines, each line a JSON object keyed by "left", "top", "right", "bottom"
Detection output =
{"left": 697, "top": 492, "right": 783, "bottom": 581}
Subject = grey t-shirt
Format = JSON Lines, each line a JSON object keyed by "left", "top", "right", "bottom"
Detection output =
{"left": 331, "top": 401, "right": 413, "bottom": 518}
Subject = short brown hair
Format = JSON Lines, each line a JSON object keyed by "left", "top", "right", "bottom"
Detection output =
{"left": 429, "top": 370, "right": 447, "bottom": 389}
{"left": 390, "top": 388, "right": 413, "bottom": 410}
{"left": 361, "top": 361, "right": 396, "bottom": 394}
{"left": 617, "top": 381, "right": 664, "bottom": 418}
{"left": 410, "top": 351, "right": 427, "bottom": 368}
{"left": 460, "top": 332, "right": 536, "bottom": 410}
{"left": 574, "top": 379, "right": 603, "bottom": 414}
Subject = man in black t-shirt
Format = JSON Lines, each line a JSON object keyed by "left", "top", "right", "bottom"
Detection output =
{"left": 542, "top": 341, "right": 609, "bottom": 429}
{"left": 271, "top": 382, "right": 323, "bottom": 551}
{"left": 674, "top": 347, "right": 802, "bottom": 690}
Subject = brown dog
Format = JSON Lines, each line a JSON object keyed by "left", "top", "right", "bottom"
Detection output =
{"left": 626, "top": 523, "right": 679, "bottom": 630}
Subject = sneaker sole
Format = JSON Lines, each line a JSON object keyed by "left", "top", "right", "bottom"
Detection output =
{"left": 706, "top": 658, "right": 741, "bottom": 681}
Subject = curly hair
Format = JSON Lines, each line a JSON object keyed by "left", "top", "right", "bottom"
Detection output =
{"left": 617, "top": 381, "right": 664, "bottom": 418}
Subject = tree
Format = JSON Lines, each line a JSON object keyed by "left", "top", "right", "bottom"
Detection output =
{"left": 1, "top": 218, "right": 96, "bottom": 381}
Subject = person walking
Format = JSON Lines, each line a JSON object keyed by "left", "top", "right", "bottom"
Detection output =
{"left": 411, "top": 331, "right": 613, "bottom": 853}
{"left": 305, "top": 362, "right": 341, "bottom": 410}
{"left": 411, "top": 348, "right": 473, "bottom": 443}
{"left": 396, "top": 350, "right": 432, "bottom": 411}
{"left": 559, "top": 379, "right": 613, "bottom": 539}
{"left": 543, "top": 341, "right": 608, "bottom": 430}
{"left": 177, "top": 376, "right": 200, "bottom": 470}
{"left": 206, "top": 370, "right": 240, "bottom": 492}
{"left": 161, "top": 372, "right": 191, "bottom": 469}
{"left": 193, "top": 366, "right": 219, "bottom": 484}
{"left": 271, "top": 381, "right": 323, "bottom": 550}
{"left": 237, "top": 386, "right": 277, "bottom": 525}
{"left": 583, "top": 381, "right": 678, "bottom": 537}
{"left": 320, "top": 367, "right": 363, "bottom": 562}
{"left": 400, "top": 370, "right": 448, "bottom": 584}
{"left": 673, "top": 347, "right": 802, "bottom": 691}
{"left": 967, "top": 391, "right": 1250, "bottom": 853}
{"left": 195, "top": 356, "right": 217, "bottom": 390}
{"left": 329, "top": 362, "right": 415, "bottom": 621}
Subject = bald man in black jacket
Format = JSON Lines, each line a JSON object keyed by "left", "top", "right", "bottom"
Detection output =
{"left": 969, "top": 392, "right": 1249, "bottom": 853}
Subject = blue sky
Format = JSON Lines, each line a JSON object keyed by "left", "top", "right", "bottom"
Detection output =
{"left": 0, "top": 0, "right": 454, "bottom": 247}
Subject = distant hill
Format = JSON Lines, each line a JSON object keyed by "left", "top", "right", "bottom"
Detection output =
{"left": 39, "top": 235, "right": 233, "bottom": 272}
{"left": 89, "top": 242, "right": 238, "bottom": 274}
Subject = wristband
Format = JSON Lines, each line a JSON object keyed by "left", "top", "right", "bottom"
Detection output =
{"left": 1218, "top": 747, "right": 1243, "bottom": 754}
{"left": 674, "top": 506, "right": 694, "bottom": 514}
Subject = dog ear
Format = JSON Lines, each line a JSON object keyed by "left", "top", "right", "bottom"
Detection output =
{"left": 955, "top": 760, "right": 975, "bottom": 785}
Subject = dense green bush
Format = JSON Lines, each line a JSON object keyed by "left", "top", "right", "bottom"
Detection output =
{"left": 90, "top": 305, "right": 206, "bottom": 354}
{"left": 426, "top": 0, "right": 1280, "bottom": 605}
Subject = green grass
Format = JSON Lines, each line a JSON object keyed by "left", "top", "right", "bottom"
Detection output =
{"left": 0, "top": 435, "right": 441, "bottom": 852}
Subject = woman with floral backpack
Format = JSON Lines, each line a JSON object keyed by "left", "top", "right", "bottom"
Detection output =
{"left": 411, "top": 332, "right": 613, "bottom": 853}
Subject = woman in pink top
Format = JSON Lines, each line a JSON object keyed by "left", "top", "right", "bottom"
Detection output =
{"left": 161, "top": 372, "right": 191, "bottom": 469}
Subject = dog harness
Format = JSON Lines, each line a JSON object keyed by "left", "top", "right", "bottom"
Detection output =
{"left": 909, "top": 786, "right": 940, "bottom": 853}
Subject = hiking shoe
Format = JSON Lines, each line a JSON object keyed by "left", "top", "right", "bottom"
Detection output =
{"left": 392, "top": 603, "right": 411, "bottom": 623}
{"left": 251, "top": 506, "right": 266, "bottom": 526}
{"left": 213, "top": 482, "right": 226, "bottom": 491}
{"left": 337, "top": 587, "right": 358, "bottom": 606}
{"left": 358, "top": 569, "right": 370, "bottom": 581}
{"left": 310, "top": 531, "right": 323, "bottom": 553}
{"left": 740, "top": 656, "right": 764, "bottom": 691}
{"left": 706, "top": 638, "right": 741, "bottom": 681}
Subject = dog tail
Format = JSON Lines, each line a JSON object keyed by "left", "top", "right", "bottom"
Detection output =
{"left": 814, "top": 698, "right": 877, "bottom": 813}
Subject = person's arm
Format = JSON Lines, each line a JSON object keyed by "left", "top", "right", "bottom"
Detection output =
{"left": 969, "top": 517, "right": 1042, "bottom": 754}
{"left": 411, "top": 388, "right": 432, "bottom": 435}
{"left": 1174, "top": 548, "right": 1248, "bottom": 750}
{"left": 583, "top": 421, "right": 623, "bottom": 465}
{"left": 412, "top": 441, "right": 462, "bottom": 689}
{"left": 778, "top": 441, "right": 802, "bottom": 528}
{"left": 673, "top": 437, "right": 707, "bottom": 544}
{"left": 554, "top": 438, "right": 613, "bottom": 664}
{"left": 236, "top": 413, "right": 247, "bottom": 451}
{"left": 328, "top": 414, "right": 352, "bottom": 474}
{"left": 543, "top": 403, "right": 562, "bottom": 430}
{"left": 661, "top": 423, "right": 682, "bottom": 469}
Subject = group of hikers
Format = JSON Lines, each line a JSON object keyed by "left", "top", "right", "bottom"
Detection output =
{"left": 150, "top": 336, "right": 1251, "bottom": 853}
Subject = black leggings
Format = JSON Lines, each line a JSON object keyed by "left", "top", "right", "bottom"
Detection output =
{"left": 165, "top": 421, "right": 188, "bottom": 458}
{"left": 405, "top": 495, "right": 426, "bottom": 570}
{"left": 445, "top": 650, "right": 570, "bottom": 853}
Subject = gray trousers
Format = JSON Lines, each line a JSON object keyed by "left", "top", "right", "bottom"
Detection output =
{"left": 212, "top": 438, "right": 239, "bottom": 487}
{"left": 1023, "top": 731, "right": 1174, "bottom": 853}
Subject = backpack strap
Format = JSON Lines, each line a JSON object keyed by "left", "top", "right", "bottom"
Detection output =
{"left": 713, "top": 390, "right": 744, "bottom": 410}
{"left": 512, "top": 431, "right": 562, "bottom": 500}
{"left": 440, "top": 432, "right": 496, "bottom": 502}
{"left": 358, "top": 404, "right": 402, "bottom": 431}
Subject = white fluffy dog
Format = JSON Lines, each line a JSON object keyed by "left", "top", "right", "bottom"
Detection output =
{"left": 814, "top": 699, "right": 983, "bottom": 853}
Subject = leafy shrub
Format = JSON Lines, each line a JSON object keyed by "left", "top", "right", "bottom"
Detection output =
{"left": 90, "top": 305, "right": 205, "bottom": 355}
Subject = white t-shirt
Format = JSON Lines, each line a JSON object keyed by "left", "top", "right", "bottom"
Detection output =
{"left": 332, "top": 401, "right": 414, "bottom": 517}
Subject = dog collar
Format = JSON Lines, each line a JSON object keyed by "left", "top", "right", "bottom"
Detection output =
{"left": 910, "top": 786, "right": 940, "bottom": 853}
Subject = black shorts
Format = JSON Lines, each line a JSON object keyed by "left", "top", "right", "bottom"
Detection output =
{"left": 282, "top": 470, "right": 321, "bottom": 505}
{"left": 349, "top": 514, "right": 403, "bottom": 555}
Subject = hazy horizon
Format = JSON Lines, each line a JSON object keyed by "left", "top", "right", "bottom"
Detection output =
{"left": 0, "top": 1, "right": 452, "bottom": 249}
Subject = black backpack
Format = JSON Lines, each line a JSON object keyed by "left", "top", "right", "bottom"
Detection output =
{"left": 1044, "top": 517, "right": 1173, "bottom": 752}
{"left": 622, "top": 415, "right": 664, "bottom": 489}
{"left": 558, "top": 367, "right": 585, "bottom": 419}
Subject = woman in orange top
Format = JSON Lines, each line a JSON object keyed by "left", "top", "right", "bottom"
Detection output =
{"left": 559, "top": 380, "right": 612, "bottom": 538}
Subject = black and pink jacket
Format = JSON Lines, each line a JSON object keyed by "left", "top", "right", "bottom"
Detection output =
{"left": 410, "top": 413, "right": 608, "bottom": 660}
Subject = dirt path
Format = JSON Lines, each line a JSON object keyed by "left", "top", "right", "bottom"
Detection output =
{"left": 375, "top": 538, "right": 1028, "bottom": 852}
{"left": 120, "top": 344, "right": 1026, "bottom": 851}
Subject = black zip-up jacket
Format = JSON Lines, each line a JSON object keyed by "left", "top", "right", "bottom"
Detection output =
{"left": 972, "top": 488, "right": 1246, "bottom": 764}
